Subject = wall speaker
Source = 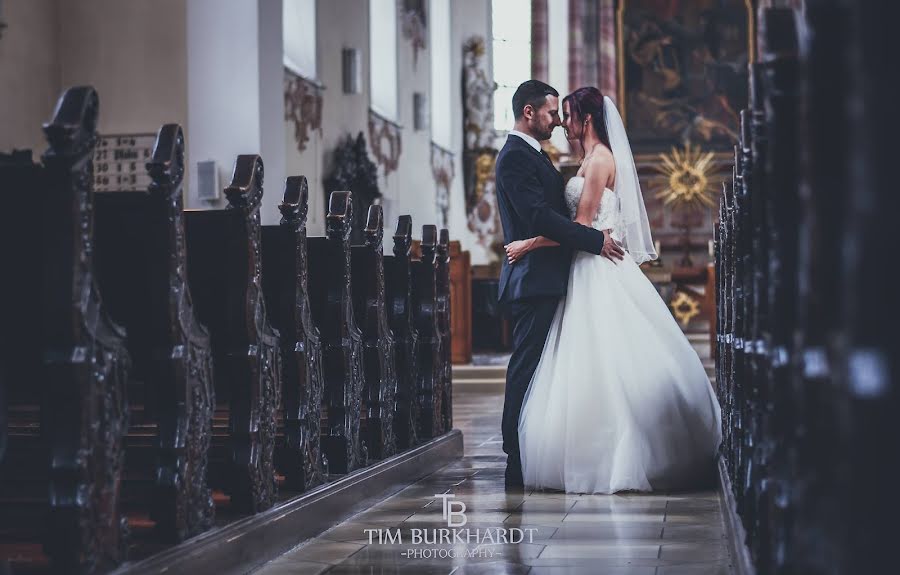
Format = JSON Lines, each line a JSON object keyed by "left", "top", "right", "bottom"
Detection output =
{"left": 342, "top": 48, "right": 361, "bottom": 94}
{"left": 413, "top": 92, "right": 428, "bottom": 131}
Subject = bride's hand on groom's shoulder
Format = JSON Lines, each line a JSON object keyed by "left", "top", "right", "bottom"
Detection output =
{"left": 600, "top": 230, "right": 625, "bottom": 263}
{"left": 505, "top": 239, "right": 531, "bottom": 264}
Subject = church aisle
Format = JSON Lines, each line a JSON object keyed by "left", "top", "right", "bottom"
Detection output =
{"left": 252, "top": 384, "right": 732, "bottom": 575}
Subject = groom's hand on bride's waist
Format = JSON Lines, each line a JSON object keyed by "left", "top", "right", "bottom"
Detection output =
{"left": 600, "top": 230, "right": 625, "bottom": 263}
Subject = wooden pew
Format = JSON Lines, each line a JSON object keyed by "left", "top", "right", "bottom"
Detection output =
{"left": 0, "top": 86, "right": 131, "bottom": 573}
{"left": 382, "top": 216, "right": 421, "bottom": 450}
{"left": 350, "top": 205, "right": 398, "bottom": 461}
{"left": 0, "top": 150, "right": 47, "bottom": 568}
{"left": 0, "top": 369, "right": 5, "bottom": 474}
{"left": 184, "top": 155, "right": 281, "bottom": 513}
{"left": 436, "top": 229, "right": 453, "bottom": 433}
{"left": 746, "top": 12, "right": 801, "bottom": 570}
{"left": 449, "top": 240, "right": 473, "bottom": 365}
{"left": 92, "top": 123, "right": 215, "bottom": 542}
{"left": 1, "top": 86, "right": 454, "bottom": 571}
{"left": 0, "top": 150, "right": 39, "bottom": 483}
{"left": 411, "top": 225, "right": 443, "bottom": 440}
{"left": 836, "top": 3, "right": 897, "bottom": 572}
{"left": 306, "top": 191, "right": 365, "bottom": 474}
{"left": 710, "top": 6, "right": 894, "bottom": 572}
{"left": 260, "top": 176, "right": 326, "bottom": 492}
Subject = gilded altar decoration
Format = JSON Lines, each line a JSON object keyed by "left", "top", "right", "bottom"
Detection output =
{"left": 655, "top": 143, "right": 717, "bottom": 210}
{"left": 284, "top": 70, "right": 324, "bottom": 154}
{"left": 653, "top": 143, "right": 718, "bottom": 267}
{"left": 401, "top": 0, "right": 427, "bottom": 68}
{"left": 462, "top": 37, "right": 497, "bottom": 156}
{"left": 670, "top": 290, "right": 701, "bottom": 328}
{"left": 466, "top": 152, "right": 501, "bottom": 252}
{"left": 431, "top": 143, "right": 455, "bottom": 229}
{"left": 462, "top": 36, "right": 500, "bottom": 252}
{"left": 368, "top": 109, "right": 403, "bottom": 177}
{"left": 617, "top": 0, "right": 752, "bottom": 150}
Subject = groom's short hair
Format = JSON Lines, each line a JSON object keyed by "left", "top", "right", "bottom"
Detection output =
{"left": 512, "top": 80, "right": 559, "bottom": 120}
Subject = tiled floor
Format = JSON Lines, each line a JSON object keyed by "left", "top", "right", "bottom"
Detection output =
{"left": 253, "top": 386, "right": 733, "bottom": 575}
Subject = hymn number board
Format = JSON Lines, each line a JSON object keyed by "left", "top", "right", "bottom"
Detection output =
{"left": 93, "top": 133, "right": 156, "bottom": 192}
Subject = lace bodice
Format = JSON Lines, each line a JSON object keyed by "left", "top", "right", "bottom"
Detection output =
{"left": 565, "top": 177, "right": 622, "bottom": 239}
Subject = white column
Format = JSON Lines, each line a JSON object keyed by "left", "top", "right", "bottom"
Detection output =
{"left": 257, "top": 0, "right": 286, "bottom": 223}
{"left": 187, "top": 0, "right": 285, "bottom": 224}
{"left": 548, "top": 0, "right": 570, "bottom": 153}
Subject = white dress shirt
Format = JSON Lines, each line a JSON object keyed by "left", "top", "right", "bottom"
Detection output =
{"left": 508, "top": 130, "right": 542, "bottom": 152}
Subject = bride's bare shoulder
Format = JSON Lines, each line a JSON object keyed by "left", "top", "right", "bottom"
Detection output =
{"left": 583, "top": 148, "right": 616, "bottom": 186}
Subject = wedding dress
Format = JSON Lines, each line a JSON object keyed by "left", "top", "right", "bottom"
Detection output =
{"left": 517, "top": 176, "right": 723, "bottom": 494}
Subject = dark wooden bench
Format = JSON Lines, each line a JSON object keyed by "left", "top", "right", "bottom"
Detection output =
{"left": 0, "top": 150, "right": 43, "bottom": 496}
{"left": 0, "top": 149, "right": 48, "bottom": 570}
{"left": 306, "top": 191, "right": 365, "bottom": 474}
{"left": 350, "top": 205, "right": 398, "bottom": 461}
{"left": 260, "top": 176, "right": 326, "bottom": 492}
{"left": 92, "top": 123, "right": 215, "bottom": 542}
{"left": 712, "top": 7, "right": 882, "bottom": 572}
{"left": 411, "top": 225, "right": 442, "bottom": 440}
{"left": 436, "top": 228, "right": 452, "bottom": 434}
{"left": 383, "top": 216, "right": 421, "bottom": 450}
{"left": 0, "top": 86, "right": 131, "bottom": 574}
{"left": 0, "top": 83, "right": 460, "bottom": 573}
{"left": 184, "top": 155, "right": 281, "bottom": 514}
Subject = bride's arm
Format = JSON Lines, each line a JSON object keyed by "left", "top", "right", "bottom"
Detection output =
{"left": 504, "top": 235, "right": 558, "bottom": 263}
{"left": 506, "top": 159, "right": 618, "bottom": 264}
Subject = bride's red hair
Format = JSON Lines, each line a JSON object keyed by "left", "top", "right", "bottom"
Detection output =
{"left": 563, "top": 87, "right": 612, "bottom": 159}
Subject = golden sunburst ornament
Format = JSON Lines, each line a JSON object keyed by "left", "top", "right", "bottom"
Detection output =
{"left": 655, "top": 143, "right": 717, "bottom": 210}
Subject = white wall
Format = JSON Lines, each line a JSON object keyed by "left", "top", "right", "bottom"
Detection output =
{"left": 58, "top": 0, "right": 187, "bottom": 137}
{"left": 187, "top": 0, "right": 260, "bottom": 212}
{"left": 0, "top": 0, "right": 187, "bottom": 172}
{"left": 299, "top": 0, "right": 438, "bottom": 242}
{"left": 3, "top": 0, "right": 283, "bottom": 219}
{"left": 290, "top": 0, "right": 494, "bottom": 254}
{"left": 0, "top": 0, "right": 60, "bottom": 154}
{"left": 295, "top": 0, "right": 373, "bottom": 235}
{"left": 382, "top": 0, "right": 436, "bottom": 239}
{"left": 547, "top": 0, "right": 570, "bottom": 153}
{"left": 0, "top": 0, "right": 494, "bottom": 256}
{"left": 284, "top": 88, "right": 325, "bottom": 232}
{"left": 257, "top": 0, "right": 287, "bottom": 222}
{"left": 448, "top": 0, "right": 494, "bottom": 265}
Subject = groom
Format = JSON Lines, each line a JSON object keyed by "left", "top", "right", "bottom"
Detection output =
{"left": 495, "top": 80, "right": 624, "bottom": 489}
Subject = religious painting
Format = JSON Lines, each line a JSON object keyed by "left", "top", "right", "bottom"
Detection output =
{"left": 617, "top": 0, "right": 752, "bottom": 151}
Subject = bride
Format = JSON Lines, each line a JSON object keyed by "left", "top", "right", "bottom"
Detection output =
{"left": 505, "top": 87, "right": 722, "bottom": 494}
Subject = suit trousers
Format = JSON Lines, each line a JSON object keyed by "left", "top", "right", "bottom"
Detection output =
{"left": 501, "top": 295, "right": 561, "bottom": 466}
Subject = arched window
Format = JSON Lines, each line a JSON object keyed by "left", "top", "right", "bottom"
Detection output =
{"left": 283, "top": 0, "right": 317, "bottom": 79}
{"left": 369, "top": 0, "right": 398, "bottom": 121}
{"left": 429, "top": 0, "right": 452, "bottom": 148}
{"left": 492, "top": 0, "right": 532, "bottom": 131}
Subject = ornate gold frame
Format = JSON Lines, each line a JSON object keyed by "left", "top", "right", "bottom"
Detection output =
{"left": 616, "top": 0, "right": 756, "bottom": 124}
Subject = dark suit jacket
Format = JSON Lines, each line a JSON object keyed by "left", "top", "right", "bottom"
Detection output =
{"left": 495, "top": 134, "right": 605, "bottom": 303}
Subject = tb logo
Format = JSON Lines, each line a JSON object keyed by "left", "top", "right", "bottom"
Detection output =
{"left": 434, "top": 493, "right": 467, "bottom": 527}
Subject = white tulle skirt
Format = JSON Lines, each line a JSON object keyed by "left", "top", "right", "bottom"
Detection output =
{"left": 517, "top": 250, "right": 722, "bottom": 494}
